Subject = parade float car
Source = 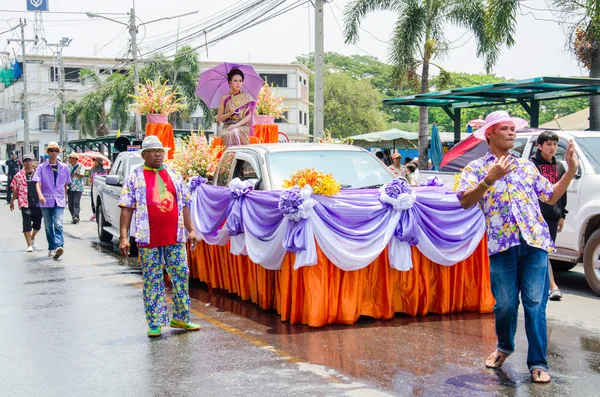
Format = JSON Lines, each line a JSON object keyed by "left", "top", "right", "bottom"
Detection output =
{"left": 419, "top": 130, "right": 600, "bottom": 296}
{"left": 212, "top": 143, "right": 395, "bottom": 191}
{"left": 92, "top": 150, "right": 143, "bottom": 254}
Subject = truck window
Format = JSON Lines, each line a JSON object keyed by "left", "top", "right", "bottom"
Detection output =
{"left": 510, "top": 137, "right": 530, "bottom": 158}
{"left": 109, "top": 160, "right": 121, "bottom": 176}
{"left": 530, "top": 139, "right": 567, "bottom": 161}
{"left": 233, "top": 160, "right": 258, "bottom": 181}
{"left": 216, "top": 152, "right": 236, "bottom": 186}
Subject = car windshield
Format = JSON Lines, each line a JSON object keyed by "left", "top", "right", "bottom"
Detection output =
{"left": 129, "top": 157, "right": 144, "bottom": 175}
{"left": 576, "top": 137, "right": 600, "bottom": 174}
{"left": 267, "top": 150, "right": 394, "bottom": 190}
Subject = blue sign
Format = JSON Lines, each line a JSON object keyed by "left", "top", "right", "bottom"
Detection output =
{"left": 26, "top": 0, "right": 49, "bottom": 11}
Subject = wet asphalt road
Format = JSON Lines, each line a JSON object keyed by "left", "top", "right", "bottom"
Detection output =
{"left": 1, "top": 196, "right": 600, "bottom": 396}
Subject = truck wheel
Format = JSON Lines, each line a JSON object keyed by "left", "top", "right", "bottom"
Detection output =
{"left": 96, "top": 203, "right": 113, "bottom": 243}
{"left": 128, "top": 237, "right": 138, "bottom": 257}
{"left": 583, "top": 229, "right": 600, "bottom": 296}
{"left": 551, "top": 260, "right": 577, "bottom": 272}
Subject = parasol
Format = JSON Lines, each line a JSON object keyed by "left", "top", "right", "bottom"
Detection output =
{"left": 195, "top": 62, "right": 264, "bottom": 109}
{"left": 77, "top": 151, "right": 111, "bottom": 170}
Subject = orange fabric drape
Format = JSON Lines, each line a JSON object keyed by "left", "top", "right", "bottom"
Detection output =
{"left": 145, "top": 123, "right": 175, "bottom": 159}
{"left": 253, "top": 124, "right": 278, "bottom": 143}
{"left": 187, "top": 238, "right": 494, "bottom": 327}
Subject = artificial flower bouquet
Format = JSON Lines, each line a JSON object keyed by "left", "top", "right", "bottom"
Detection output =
{"left": 256, "top": 80, "right": 288, "bottom": 119}
{"left": 282, "top": 168, "right": 341, "bottom": 196}
{"left": 131, "top": 80, "right": 185, "bottom": 115}
{"left": 169, "top": 131, "right": 223, "bottom": 181}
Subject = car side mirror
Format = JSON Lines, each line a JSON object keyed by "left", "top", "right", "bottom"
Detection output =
{"left": 105, "top": 175, "right": 122, "bottom": 186}
{"left": 247, "top": 178, "right": 261, "bottom": 191}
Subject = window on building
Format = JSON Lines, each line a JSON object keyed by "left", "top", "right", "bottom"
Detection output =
{"left": 304, "top": 112, "right": 307, "bottom": 126}
{"left": 303, "top": 78, "right": 307, "bottom": 85}
{"left": 51, "top": 67, "right": 83, "bottom": 82}
{"left": 260, "top": 73, "right": 287, "bottom": 87}
{"left": 275, "top": 111, "right": 288, "bottom": 123}
{"left": 299, "top": 110, "right": 302, "bottom": 124}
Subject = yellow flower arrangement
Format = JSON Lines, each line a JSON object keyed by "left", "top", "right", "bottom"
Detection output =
{"left": 282, "top": 168, "right": 341, "bottom": 196}
{"left": 451, "top": 172, "right": 462, "bottom": 192}
{"left": 256, "top": 79, "right": 289, "bottom": 118}
{"left": 168, "top": 131, "right": 223, "bottom": 181}
{"left": 131, "top": 80, "right": 185, "bottom": 115}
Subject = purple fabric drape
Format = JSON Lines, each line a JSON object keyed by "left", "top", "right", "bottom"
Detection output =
{"left": 190, "top": 183, "right": 485, "bottom": 260}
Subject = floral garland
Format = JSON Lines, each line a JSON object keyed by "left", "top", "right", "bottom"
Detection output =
{"left": 131, "top": 80, "right": 185, "bottom": 115}
{"left": 282, "top": 168, "right": 341, "bottom": 196}
{"left": 379, "top": 179, "right": 416, "bottom": 211}
{"left": 169, "top": 131, "right": 223, "bottom": 181}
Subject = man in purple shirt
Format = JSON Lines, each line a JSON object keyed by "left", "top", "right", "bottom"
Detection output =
{"left": 457, "top": 111, "right": 578, "bottom": 384}
{"left": 33, "top": 142, "right": 71, "bottom": 259}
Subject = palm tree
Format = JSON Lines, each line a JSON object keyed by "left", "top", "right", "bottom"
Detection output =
{"left": 506, "top": 0, "right": 600, "bottom": 129}
{"left": 344, "top": 0, "right": 514, "bottom": 168}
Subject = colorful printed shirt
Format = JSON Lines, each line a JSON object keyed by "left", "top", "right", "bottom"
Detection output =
{"left": 388, "top": 165, "right": 402, "bottom": 178}
{"left": 68, "top": 164, "right": 85, "bottom": 192}
{"left": 118, "top": 164, "right": 191, "bottom": 245}
{"left": 457, "top": 152, "right": 555, "bottom": 256}
{"left": 10, "top": 169, "right": 32, "bottom": 208}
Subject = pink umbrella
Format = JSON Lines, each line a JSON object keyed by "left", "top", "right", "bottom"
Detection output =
{"left": 195, "top": 63, "right": 264, "bottom": 109}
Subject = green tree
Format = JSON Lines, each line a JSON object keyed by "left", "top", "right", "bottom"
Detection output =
{"left": 323, "top": 72, "right": 389, "bottom": 137}
{"left": 486, "top": 1, "right": 600, "bottom": 129}
{"left": 344, "top": 0, "right": 515, "bottom": 168}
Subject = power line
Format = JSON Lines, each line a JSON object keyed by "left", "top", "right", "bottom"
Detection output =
{"left": 327, "top": 2, "right": 375, "bottom": 57}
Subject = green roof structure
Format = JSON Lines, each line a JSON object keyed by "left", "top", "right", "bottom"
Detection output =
{"left": 383, "top": 76, "right": 600, "bottom": 141}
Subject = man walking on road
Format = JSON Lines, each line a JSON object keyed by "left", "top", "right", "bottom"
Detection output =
{"left": 9, "top": 153, "right": 42, "bottom": 252}
{"left": 530, "top": 131, "right": 568, "bottom": 301}
{"left": 457, "top": 111, "right": 578, "bottom": 384}
{"left": 67, "top": 152, "right": 85, "bottom": 224}
{"left": 118, "top": 136, "right": 200, "bottom": 337}
{"left": 33, "top": 142, "right": 71, "bottom": 259}
{"left": 5, "top": 151, "right": 22, "bottom": 204}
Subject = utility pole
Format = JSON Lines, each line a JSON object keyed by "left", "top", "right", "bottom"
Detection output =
{"left": 129, "top": 7, "right": 142, "bottom": 141}
{"left": 47, "top": 38, "right": 75, "bottom": 151}
{"left": 313, "top": 0, "right": 325, "bottom": 141}
{"left": 7, "top": 19, "right": 37, "bottom": 155}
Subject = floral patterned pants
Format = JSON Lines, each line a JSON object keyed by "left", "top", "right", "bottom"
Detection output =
{"left": 139, "top": 243, "right": 191, "bottom": 328}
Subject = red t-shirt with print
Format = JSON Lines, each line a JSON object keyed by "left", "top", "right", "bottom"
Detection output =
{"left": 140, "top": 169, "right": 178, "bottom": 249}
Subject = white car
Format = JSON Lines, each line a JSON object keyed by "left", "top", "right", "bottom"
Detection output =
{"left": 0, "top": 160, "right": 8, "bottom": 197}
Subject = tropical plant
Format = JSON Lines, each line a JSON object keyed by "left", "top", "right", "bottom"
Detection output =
{"left": 256, "top": 79, "right": 288, "bottom": 118}
{"left": 343, "top": 0, "right": 515, "bottom": 168}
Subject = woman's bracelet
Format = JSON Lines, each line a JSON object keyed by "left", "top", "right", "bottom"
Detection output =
{"left": 480, "top": 179, "right": 491, "bottom": 189}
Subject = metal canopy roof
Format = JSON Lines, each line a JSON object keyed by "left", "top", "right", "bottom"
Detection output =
{"left": 383, "top": 76, "right": 600, "bottom": 142}
{"left": 383, "top": 77, "right": 600, "bottom": 108}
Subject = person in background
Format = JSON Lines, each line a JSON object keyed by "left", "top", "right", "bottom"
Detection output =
{"left": 530, "top": 131, "right": 568, "bottom": 301}
{"left": 404, "top": 163, "right": 418, "bottom": 185}
{"left": 388, "top": 153, "right": 403, "bottom": 177}
{"left": 428, "top": 159, "right": 434, "bottom": 170}
{"left": 118, "top": 136, "right": 201, "bottom": 338}
{"left": 403, "top": 157, "right": 412, "bottom": 166}
{"left": 89, "top": 157, "right": 107, "bottom": 221}
{"left": 375, "top": 151, "right": 385, "bottom": 163}
{"left": 34, "top": 142, "right": 71, "bottom": 260}
{"left": 67, "top": 152, "right": 85, "bottom": 224}
{"left": 9, "top": 153, "right": 42, "bottom": 252}
{"left": 5, "top": 151, "right": 22, "bottom": 204}
{"left": 457, "top": 110, "right": 577, "bottom": 384}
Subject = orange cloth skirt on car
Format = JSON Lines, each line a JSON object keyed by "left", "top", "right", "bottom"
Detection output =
{"left": 187, "top": 237, "right": 494, "bottom": 327}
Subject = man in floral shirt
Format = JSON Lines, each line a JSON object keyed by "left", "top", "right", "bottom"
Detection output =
{"left": 118, "top": 136, "right": 200, "bottom": 337}
{"left": 9, "top": 153, "right": 42, "bottom": 252}
{"left": 67, "top": 152, "right": 85, "bottom": 224}
{"left": 457, "top": 111, "right": 578, "bottom": 384}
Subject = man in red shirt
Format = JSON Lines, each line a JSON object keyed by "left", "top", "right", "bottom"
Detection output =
{"left": 118, "top": 136, "right": 200, "bottom": 337}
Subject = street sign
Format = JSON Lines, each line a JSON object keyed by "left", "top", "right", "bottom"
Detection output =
{"left": 26, "top": 0, "right": 49, "bottom": 11}
{"left": 0, "top": 132, "right": 17, "bottom": 144}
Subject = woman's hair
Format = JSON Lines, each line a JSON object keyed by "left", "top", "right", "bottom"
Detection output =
{"left": 227, "top": 68, "right": 245, "bottom": 82}
{"left": 406, "top": 164, "right": 416, "bottom": 173}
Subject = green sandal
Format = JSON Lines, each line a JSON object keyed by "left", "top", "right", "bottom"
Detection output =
{"left": 147, "top": 326, "right": 162, "bottom": 337}
{"left": 170, "top": 319, "right": 201, "bottom": 331}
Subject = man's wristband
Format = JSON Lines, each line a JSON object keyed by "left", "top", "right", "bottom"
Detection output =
{"left": 480, "top": 179, "right": 492, "bottom": 189}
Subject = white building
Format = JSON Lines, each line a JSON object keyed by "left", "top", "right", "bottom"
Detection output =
{"left": 1, "top": 56, "right": 312, "bottom": 159}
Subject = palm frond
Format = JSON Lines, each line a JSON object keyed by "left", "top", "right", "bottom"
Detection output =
{"left": 388, "top": 1, "right": 428, "bottom": 79}
{"left": 343, "top": 0, "right": 400, "bottom": 44}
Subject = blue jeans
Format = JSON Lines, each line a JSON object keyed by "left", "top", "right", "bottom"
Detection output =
{"left": 489, "top": 238, "right": 550, "bottom": 372}
{"left": 41, "top": 206, "right": 65, "bottom": 251}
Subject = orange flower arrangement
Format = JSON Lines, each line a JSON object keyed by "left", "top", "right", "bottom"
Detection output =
{"left": 282, "top": 168, "right": 341, "bottom": 196}
{"left": 131, "top": 80, "right": 185, "bottom": 115}
{"left": 168, "top": 131, "right": 223, "bottom": 181}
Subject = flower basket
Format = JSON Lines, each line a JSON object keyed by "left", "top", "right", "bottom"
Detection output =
{"left": 146, "top": 113, "right": 168, "bottom": 124}
{"left": 255, "top": 115, "right": 275, "bottom": 125}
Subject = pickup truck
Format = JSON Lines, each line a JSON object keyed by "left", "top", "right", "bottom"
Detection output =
{"left": 212, "top": 143, "right": 395, "bottom": 191}
{"left": 420, "top": 130, "right": 600, "bottom": 295}
{"left": 92, "top": 151, "right": 144, "bottom": 254}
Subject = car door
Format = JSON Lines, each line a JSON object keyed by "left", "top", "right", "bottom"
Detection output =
{"left": 104, "top": 158, "right": 125, "bottom": 225}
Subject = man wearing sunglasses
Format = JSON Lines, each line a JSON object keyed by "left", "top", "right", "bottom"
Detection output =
{"left": 33, "top": 142, "right": 71, "bottom": 259}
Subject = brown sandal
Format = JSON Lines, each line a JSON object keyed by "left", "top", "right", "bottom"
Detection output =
{"left": 484, "top": 350, "right": 509, "bottom": 368}
{"left": 531, "top": 369, "right": 552, "bottom": 383}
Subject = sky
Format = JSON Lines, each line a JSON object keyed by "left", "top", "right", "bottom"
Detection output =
{"left": 0, "top": 0, "right": 586, "bottom": 80}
